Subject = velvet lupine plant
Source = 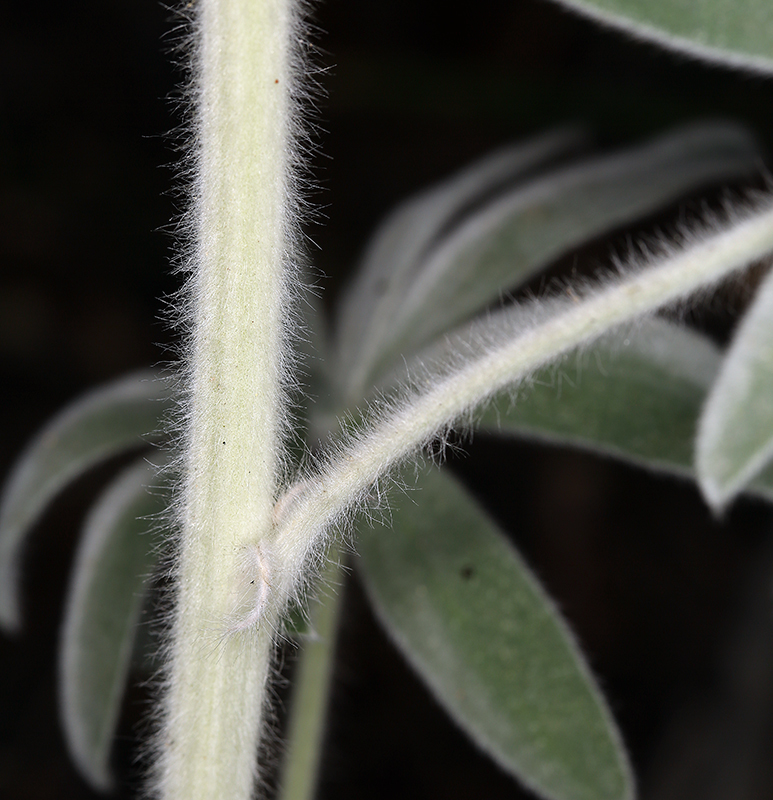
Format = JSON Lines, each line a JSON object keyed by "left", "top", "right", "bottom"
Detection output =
{"left": 4, "top": 2, "right": 773, "bottom": 800}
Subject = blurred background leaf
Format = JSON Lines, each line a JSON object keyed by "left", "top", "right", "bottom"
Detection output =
{"left": 59, "top": 458, "right": 167, "bottom": 792}
{"left": 358, "top": 465, "right": 633, "bottom": 800}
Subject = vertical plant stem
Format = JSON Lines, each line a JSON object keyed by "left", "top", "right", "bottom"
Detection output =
{"left": 156, "top": 1, "right": 297, "bottom": 798}
{"left": 278, "top": 548, "right": 346, "bottom": 800}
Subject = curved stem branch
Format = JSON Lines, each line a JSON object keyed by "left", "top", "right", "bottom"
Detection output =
{"left": 275, "top": 201, "right": 773, "bottom": 593}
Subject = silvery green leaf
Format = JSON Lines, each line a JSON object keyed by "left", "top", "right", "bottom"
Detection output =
{"left": 696, "top": 268, "right": 773, "bottom": 510}
{"left": 0, "top": 372, "right": 174, "bottom": 630}
{"left": 357, "top": 466, "right": 633, "bottom": 800}
{"left": 548, "top": 0, "right": 773, "bottom": 73}
{"left": 340, "top": 123, "right": 760, "bottom": 399}
{"left": 480, "top": 318, "right": 718, "bottom": 477}
{"left": 477, "top": 315, "right": 773, "bottom": 506}
{"left": 60, "top": 458, "right": 167, "bottom": 791}
{"left": 336, "top": 128, "right": 585, "bottom": 396}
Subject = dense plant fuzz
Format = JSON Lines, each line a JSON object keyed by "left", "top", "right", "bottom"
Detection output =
{"left": 169, "top": 0, "right": 312, "bottom": 494}
{"left": 5, "top": 2, "right": 773, "bottom": 800}
{"left": 271, "top": 196, "right": 773, "bottom": 611}
{"left": 149, "top": 1, "right": 316, "bottom": 798}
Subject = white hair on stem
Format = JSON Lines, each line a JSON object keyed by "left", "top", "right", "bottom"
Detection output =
{"left": 271, "top": 197, "right": 773, "bottom": 615}
{"left": 150, "top": 1, "right": 316, "bottom": 799}
{"left": 149, "top": 2, "right": 773, "bottom": 795}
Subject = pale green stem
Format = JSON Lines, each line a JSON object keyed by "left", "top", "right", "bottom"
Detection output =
{"left": 274, "top": 201, "right": 773, "bottom": 590}
{"left": 278, "top": 548, "right": 346, "bottom": 800}
{"left": 156, "top": 1, "right": 296, "bottom": 799}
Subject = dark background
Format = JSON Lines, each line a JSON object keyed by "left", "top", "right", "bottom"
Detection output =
{"left": 3, "top": 1, "right": 773, "bottom": 798}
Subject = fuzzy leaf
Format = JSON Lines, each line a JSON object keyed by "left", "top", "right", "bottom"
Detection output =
{"left": 60, "top": 458, "right": 167, "bottom": 791}
{"left": 480, "top": 315, "right": 773, "bottom": 507}
{"left": 479, "top": 318, "right": 718, "bottom": 475}
{"left": 696, "top": 268, "right": 773, "bottom": 510}
{"left": 0, "top": 372, "right": 173, "bottom": 630}
{"left": 357, "top": 466, "right": 632, "bottom": 800}
{"left": 336, "top": 128, "right": 584, "bottom": 397}
{"left": 548, "top": 0, "right": 773, "bottom": 73}
{"left": 339, "top": 123, "right": 761, "bottom": 399}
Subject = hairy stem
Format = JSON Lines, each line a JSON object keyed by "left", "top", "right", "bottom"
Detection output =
{"left": 274, "top": 201, "right": 773, "bottom": 588}
{"left": 155, "top": 1, "right": 298, "bottom": 798}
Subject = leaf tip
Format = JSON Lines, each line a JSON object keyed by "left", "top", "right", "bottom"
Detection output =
{"left": 695, "top": 457, "right": 737, "bottom": 516}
